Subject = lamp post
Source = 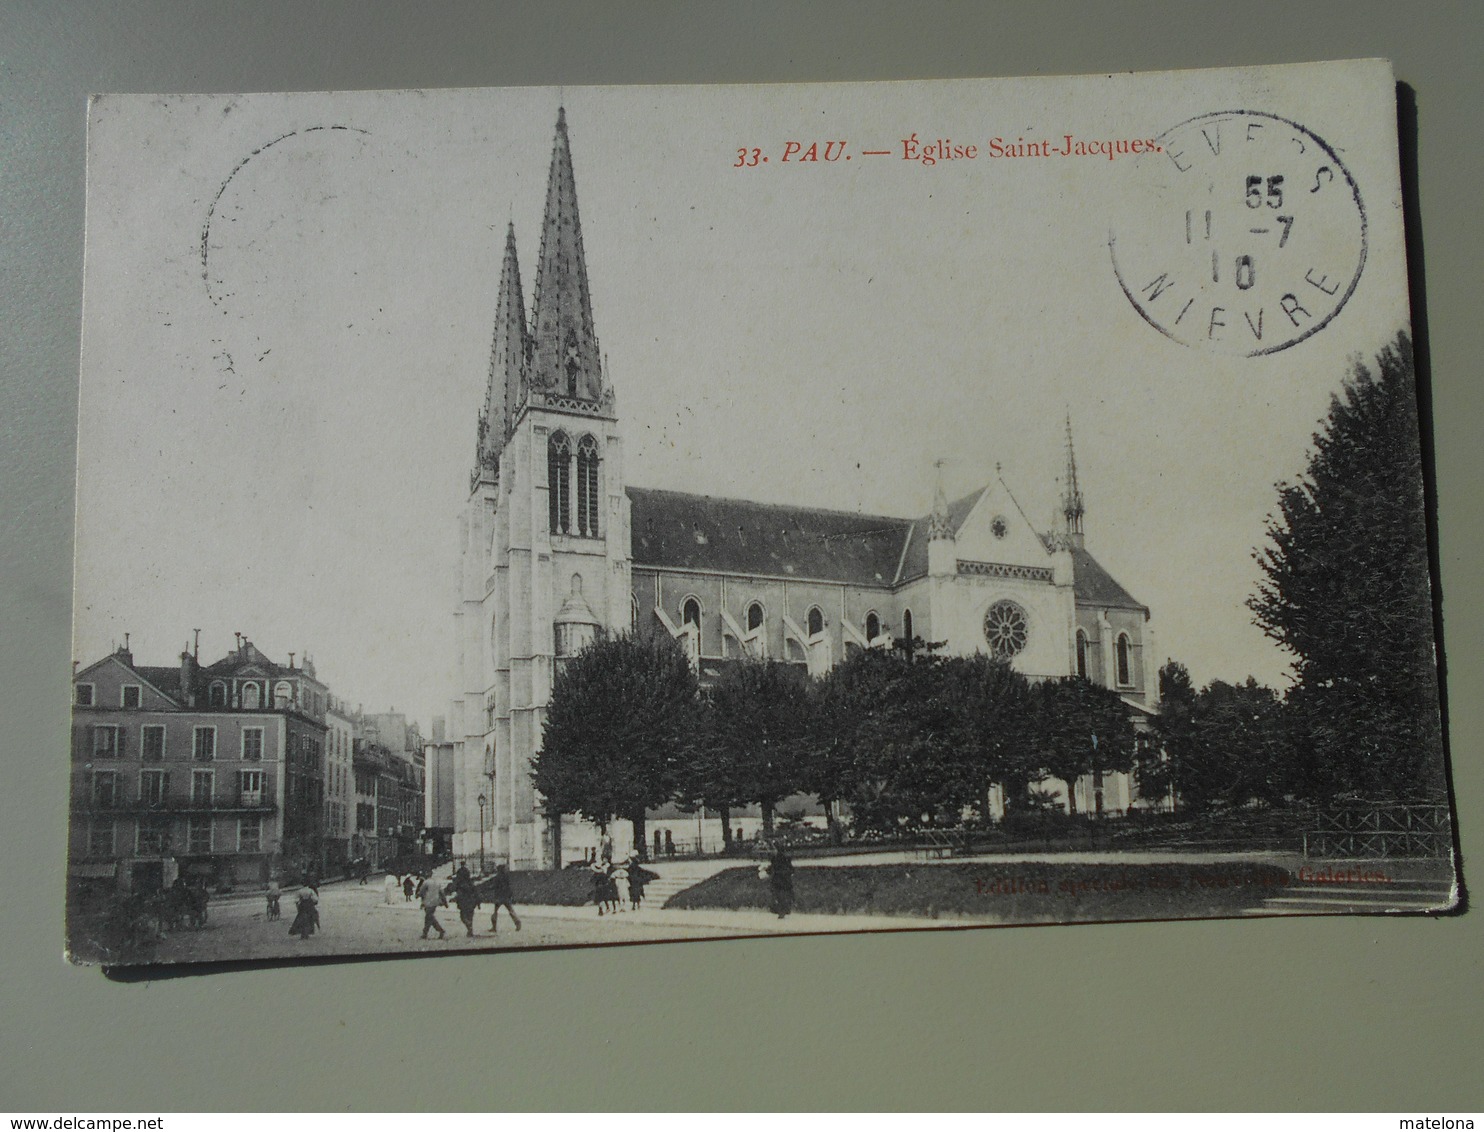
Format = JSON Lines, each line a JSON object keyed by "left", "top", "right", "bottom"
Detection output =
{"left": 477, "top": 793, "right": 487, "bottom": 875}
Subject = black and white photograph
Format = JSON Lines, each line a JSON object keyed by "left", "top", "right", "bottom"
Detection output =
{"left": 66, "top": 60, "right": 1455, "bottom": 968}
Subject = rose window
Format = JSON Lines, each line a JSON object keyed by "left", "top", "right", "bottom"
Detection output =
{"left": 983, "top": 600, "right": 1029, "bottom": 660}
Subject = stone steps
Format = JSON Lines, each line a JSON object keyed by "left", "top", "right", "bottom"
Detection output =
{"left": 1260, "top": 880, "right": 1455, "bottom": 914}
{"left": 642, "top": 861, "right": 746, "bottom": 906}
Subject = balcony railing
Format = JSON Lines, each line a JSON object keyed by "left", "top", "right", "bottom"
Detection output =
{"left": 73, "top": 793, "right": 278, "bottom": 815}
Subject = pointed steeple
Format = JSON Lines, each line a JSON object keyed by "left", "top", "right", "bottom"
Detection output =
{"left": 1061, "top": 414, "right": 1085, "bottom": 547}
{"left": 928, "top": 459, "right": 953, "bottom": 540}
{"left": 479, "top": 221, "right": 529, "bottom": 474}
{"left": 530, "top": 108, "right": 603, "bottom": 403}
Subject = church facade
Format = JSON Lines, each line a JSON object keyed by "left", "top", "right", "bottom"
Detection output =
{"left": 450, "top": 111, "right": 1158, "bottom": 868}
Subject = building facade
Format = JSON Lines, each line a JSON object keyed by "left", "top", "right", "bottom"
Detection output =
{"left": 69, "top": 641, "right": 328, "bottom": 891}
{"left": 323, "top": 698, "right": 355, "bottom": 868}
{"left": 450, "top": 110, "right": 1159, "bottom": 867}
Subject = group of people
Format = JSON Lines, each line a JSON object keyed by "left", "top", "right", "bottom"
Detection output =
{"left": 383, "top": 870, "right": 433, "bottom": 905}
{"left": 419, "top": 863, "right": 522, "bottom": 940}
{"left": 162, "top": 874, "right": 210, "bottom": 930}
{"left": 590, "top": 852, "right": 658, "bottom": 916}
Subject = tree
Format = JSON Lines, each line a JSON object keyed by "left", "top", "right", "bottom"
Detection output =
{"left": 1150, "top": 661, "right": 1197, "bottom": 808}
{"left": 692, "top": 659, "right": 810, "bottom": 839}
{"left": 803, "top": 650, "right": 897, "bottom": 842}
{"left": 804, "top": 647, "right": 951, "bottom": 834}
{"left": 1191, "top": 678, "right": 1293, "bottom": 807}
{"left": 533, "top": 634, "right": 699, "bottom": 861}
{"left": 939, "top": 654, "right": 1036, "bottom": 822}
{"left": 1249, "top": 330, "right": 1445, "bottom": 799}
{"left": 1028, "top": 677, "right": 1136, "bottom": 817}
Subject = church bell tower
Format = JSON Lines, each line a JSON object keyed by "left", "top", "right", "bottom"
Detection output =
{"left": 451, "top": 108, "right": 631, "bottom": 870}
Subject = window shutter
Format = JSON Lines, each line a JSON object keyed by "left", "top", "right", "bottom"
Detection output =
{"left": 84, "top": 725, "right": 94, "bottom": 758}
{"left": 117, "top": 728, "right": 127, "bottom": 756}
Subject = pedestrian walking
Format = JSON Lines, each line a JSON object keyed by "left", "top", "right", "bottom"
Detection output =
{"left": 591, "top": 859, "right": 610, "bottom": 917}
{"left": 418, "top": 873, "right": 448, "bottom": 939}
{"left": 451, "top": 864, "right": 480, "bottom": 937}
{"left": 188, "top": 878, "right": 210, "bottom": 928}
{"left": 599, "top": 830, "right": 614, "bottom": 865}
{"left": 402, "top": 874, "right": 415, "bottom": 902}
{"left": 611, "top": 858, "right": 630, "bottom": 913}
{"left": 484, "top": 863, "right": 522, "bottom": 932}
{"left": 265, "top": 879, "right": 281, "bottom": 921}
{"left": 288, "top": 886, "right": 318, "bottom": 939}
{"left": 769, "top": 845, "right": 795, "bottom": 919}
{"left": 627, "top": 857, "right": 657, "bottom": 910}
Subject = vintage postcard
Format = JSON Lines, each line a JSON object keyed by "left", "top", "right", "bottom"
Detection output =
{"left": 68, "top": 60, "right": 1455, "bottom": 967}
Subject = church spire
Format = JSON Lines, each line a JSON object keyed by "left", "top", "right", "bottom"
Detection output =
{"left": 479, "top": 221, "right": 529, "bottom": 475}
{"left": 529, "top": 107, "right": 603, "bottom": 403}
{"left": 928, "top": 458, "right": 953, "bottom": 540}
{"left": 1061, "top": 413, "right": 1085, "bottom": 547}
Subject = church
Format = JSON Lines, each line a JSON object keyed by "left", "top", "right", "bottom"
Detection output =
{"left": 449, "top": 110, "right": 1159, "bottom": 868}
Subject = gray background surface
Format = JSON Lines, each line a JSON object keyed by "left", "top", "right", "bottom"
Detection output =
{"left": 3, "top": 0, "right": 1480, "bottom": 1112}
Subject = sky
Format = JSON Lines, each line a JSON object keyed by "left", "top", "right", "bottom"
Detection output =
{"left": 74, "top": 63, "right": 1415, "bottom": 731}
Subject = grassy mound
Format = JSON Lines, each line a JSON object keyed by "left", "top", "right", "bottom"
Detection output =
{"left": 665, "top": 860, "right": 1294, "bottom": 922}
{"left": 506, "top": 868, "right": 599, "bottom": 906}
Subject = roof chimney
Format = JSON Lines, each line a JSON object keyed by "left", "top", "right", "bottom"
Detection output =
{"left": 180, "top": 648, "right": 197, "bottom": 707}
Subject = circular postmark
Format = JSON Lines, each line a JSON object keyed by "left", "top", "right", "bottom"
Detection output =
{"left": 1109, "top": 111, "right": 1367, "bottom": 357}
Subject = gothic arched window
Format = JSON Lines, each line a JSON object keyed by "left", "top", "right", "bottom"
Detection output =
{"left": 1076, "top": 629, "right": 1089, "bottom": 680}
{"left": 865, "top": 611, "right": 881, "bottom": 642}
{"left": 548, "top": 431, "right": 571, "bottom": 534}
{"left": 631, "top": 595, "right": 639, "bottom": 634}
{"left": 1116, "top": 633, "right": 1132, "bottom": 686}
{"left": 806, "top": 606, "right": 824, "bottom": 638}
{"left": 576, "top": 434, "right": 600, "bottom": 536}
{"left": 747, "top": 602, "right": 764, "bottom": 632}
{"left": 682, "top": 597, "right": 702, "bottom": 628}
{"left": 902, "top": 609, "right": 913, "bottom": 643}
